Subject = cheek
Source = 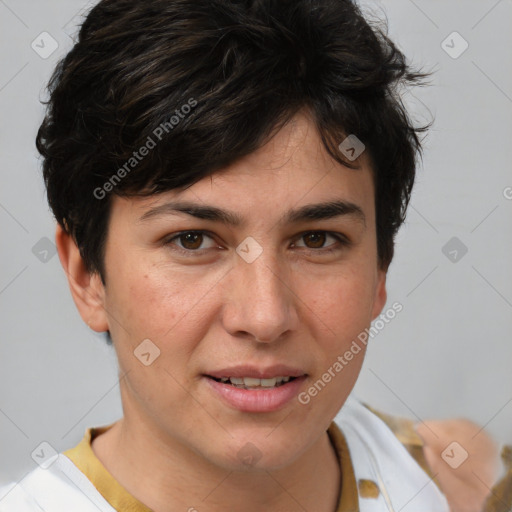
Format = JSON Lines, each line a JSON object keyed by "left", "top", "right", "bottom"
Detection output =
{"left": 105, "top": 271, "right": 181, "bottom": 337}
{"left": 104, "top": 262, "right": 226, "bottom": 355}
{"left": 299, "top": 272, "right": 374, "bottom": 416}
{"left": 301, "top": 268, "right": 377, "bottom": 337}
{"left": 104, "top": 267, "right": 211, "bottom": 410}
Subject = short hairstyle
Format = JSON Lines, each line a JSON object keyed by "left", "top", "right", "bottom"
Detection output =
{"left": 36, "top": 0, "right": 430, "bottom": 281}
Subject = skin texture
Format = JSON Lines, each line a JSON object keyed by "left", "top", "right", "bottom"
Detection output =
{"left": 57, "top": 110, "right": 387, "bottom": 512}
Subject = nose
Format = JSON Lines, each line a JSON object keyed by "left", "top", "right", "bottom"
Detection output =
{"left": 221, "top": 250, "right": 299, "bottom": 344}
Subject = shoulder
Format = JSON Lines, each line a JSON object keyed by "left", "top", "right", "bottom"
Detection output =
{"left": 334, "top": 397, "right": 451, "bottom": 510}
{"left": 0, "top": 454, "right": 116, "bottom": 512}
{"left": 0, "top": 480, "right": 40, "bottom": 512}
{"left": 362, "top": 403, "right": 434, "bottom": 477}
{"left": 361, "top": 402, "right": 512, "bottom": 512}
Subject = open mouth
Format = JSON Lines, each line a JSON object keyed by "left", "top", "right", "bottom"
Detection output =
{"left": 206, "top": 375, "right": 299, "bottom": 390}
{"left": 204, "top": 373, "right": 307, "bottom": 412}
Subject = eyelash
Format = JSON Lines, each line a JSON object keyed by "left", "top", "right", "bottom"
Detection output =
{"left": 162, "top": 230, "right": 350, "bottom": 257}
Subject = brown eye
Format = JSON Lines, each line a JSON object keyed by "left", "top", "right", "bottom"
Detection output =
{"left": 163, "top": 230, "right": 221, "bottom": 256}
{"left": 293, "top": 231, "right": 349, "bottom": 253}
{"left": 303, "top": 232, "right": 327, "bottom": 248}
{"left": 164, "top": 231, "right": 218, "bottom": 253}
{"left": 179, "top": 232, "right": 204, "bottom": 250}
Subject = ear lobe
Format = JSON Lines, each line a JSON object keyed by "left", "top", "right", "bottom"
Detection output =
{"left": 371, "top": 269, "right": 387, "bottom": 321}
{"left": 55, "top": 224, "right": 109, "bottom": 332}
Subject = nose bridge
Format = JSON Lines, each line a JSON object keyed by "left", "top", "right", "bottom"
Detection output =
{"left": 223, "top": 246, "right": 297, "bottom": 343}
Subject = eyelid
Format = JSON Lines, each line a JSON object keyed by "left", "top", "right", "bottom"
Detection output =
{"left": 163, "top": 229, "right": 350, "bottom": 255}
{"left": 163, "top": 230, "right": 219, "bottom": 252}
{"left": 293, "top": 231, "right": 350, "bottom": 247}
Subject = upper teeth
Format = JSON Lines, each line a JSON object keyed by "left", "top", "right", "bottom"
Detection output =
{"left": 220, "top": 376, "right": 292, "bottom": 387}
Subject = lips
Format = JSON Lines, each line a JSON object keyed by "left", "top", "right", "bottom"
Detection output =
{"left": 210, "top": 376, "right": 295, "bottom": 389}
{"left": 203, "top": 364, "right": 308, "bottom": 412}
{"left": 204, "top": 374, "right": 307, "bottom": 412}
{"left": 205, "top": 364, "right": 307, "bottom": 380}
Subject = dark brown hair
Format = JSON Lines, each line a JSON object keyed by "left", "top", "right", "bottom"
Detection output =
{"left": 36, "top": 0, "right": 430, "bottom": 281}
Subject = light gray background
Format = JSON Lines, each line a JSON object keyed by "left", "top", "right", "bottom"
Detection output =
{"left": 1, "top": 0, "right": 511, "bottom": 486}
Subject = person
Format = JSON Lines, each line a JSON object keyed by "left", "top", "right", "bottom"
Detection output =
{"left": 0, "top": 0, "right": 510, "bottom": 510}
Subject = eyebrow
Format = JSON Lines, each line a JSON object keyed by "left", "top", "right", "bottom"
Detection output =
{"left": 138, "top": 199, "right": 366, "bottom": 227}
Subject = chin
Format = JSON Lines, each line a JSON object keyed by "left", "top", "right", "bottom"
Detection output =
{"left": 209, "top": 434, "right": 303, "bottom": 473}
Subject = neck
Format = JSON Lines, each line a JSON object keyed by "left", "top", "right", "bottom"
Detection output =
{"left": 91, "top": 413, "right": 342, "bottom": 512}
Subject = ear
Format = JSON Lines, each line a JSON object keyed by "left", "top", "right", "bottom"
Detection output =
{"left": 55, "top": 224, "right": 109, "bottom": 332}
{"left": 370, "top": 269, "right": 387, "bottom": 321}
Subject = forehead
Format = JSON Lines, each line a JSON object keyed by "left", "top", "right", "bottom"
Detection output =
{"left": 114, "top": 112, "right": 376, "bottom": 225}
{"left": 211, "top": 111, "right": 371, "bottom": 184}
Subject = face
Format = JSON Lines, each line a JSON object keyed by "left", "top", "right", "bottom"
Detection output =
{"left": 81, "top": 111, "right": 386, "bottom": 471}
